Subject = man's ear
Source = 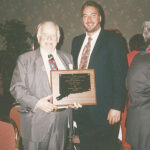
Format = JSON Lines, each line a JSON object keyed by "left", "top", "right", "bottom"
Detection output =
{"left": 99, "top": 15, "right": 102, "bottom": 23}
{"left": 57, "top": 36, "right": 60, "bottom": 44}
{"left": 37, "top": 34, "right": 40, "bottom": 43}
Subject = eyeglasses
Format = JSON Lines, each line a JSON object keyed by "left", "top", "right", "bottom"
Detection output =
{"left": 40, "top": 33, "right": 57, "bottom": 40}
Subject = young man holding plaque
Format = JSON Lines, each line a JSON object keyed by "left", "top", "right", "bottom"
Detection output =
{"left": 10, "top": 21, "right": 78, "bottom": 150}
{"left": 71, "top": 1, "right": 128, "bottom": 150}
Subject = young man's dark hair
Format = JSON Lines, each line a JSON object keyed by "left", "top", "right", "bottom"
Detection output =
{"left": 81, "top": 1, "right": 105, "bottom": 28}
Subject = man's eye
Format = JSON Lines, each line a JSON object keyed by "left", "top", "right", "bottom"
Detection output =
{"left": 92, "top": 14, "right": 96, "bottom": 17}
{"left": 83, "top": 15, "right": 87, "bottom": 18}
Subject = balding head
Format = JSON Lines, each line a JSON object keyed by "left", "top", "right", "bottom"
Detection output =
{"left": 37, "top": 21, "right": 60, "bottom": 53}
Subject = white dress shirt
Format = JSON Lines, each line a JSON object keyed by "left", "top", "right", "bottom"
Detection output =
{"left": 40, "top": 48, "right": 66, "bottom": 83}
{"left": 78, "top": 28, "right": 101, "bottom": 69}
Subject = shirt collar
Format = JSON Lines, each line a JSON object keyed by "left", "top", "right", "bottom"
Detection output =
{"left": 40, "top": 47, "right": 57, "bottom": 57}
{"left": 86, "top": 27, "right": 101, "bottom": 39}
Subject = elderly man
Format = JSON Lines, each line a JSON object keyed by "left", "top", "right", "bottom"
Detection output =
{"left": 10, "top": 21, "right": 73, "bottom": 150}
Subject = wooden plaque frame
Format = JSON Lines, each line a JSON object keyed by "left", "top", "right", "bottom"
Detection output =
{"left": 51, "top": 69, "right": 97, "bottom": 106}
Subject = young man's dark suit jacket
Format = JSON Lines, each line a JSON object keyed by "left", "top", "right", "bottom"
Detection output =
{"left": 71, "top": 28, "right": 128, "bottom": 148}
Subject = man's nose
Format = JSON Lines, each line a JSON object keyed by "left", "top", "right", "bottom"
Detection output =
{"left": 46, "top": 36, "right": 52, "bottom": 40}
{"left": 87, "top": 16, "right": 92, "bottom": 22}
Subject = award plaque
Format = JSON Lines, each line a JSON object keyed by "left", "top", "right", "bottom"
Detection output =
{"left": 50, "top": 69, "right": 97, "bottom": 106}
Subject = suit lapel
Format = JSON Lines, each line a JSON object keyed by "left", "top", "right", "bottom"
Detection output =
{"left": 74, "top": 34, "right": 85, "bottom": 68}
{"left": 77, "top": 34, "right": 86, "bottom": 53}
{"left": 88, "top": 29, "right": 105, "bottom": 68}
{"left": 35, "top": 49, "right": 51, "bottom": 90}
{"left": 57, "top": 51, "right": 69, "bottom": 69}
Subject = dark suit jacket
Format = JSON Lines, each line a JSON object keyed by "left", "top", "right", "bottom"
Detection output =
{"left": 71, "top": 29, "right": 128, "bottom": 136}
{"left": 126, "top": 52, "right": 150, "bottom": 150}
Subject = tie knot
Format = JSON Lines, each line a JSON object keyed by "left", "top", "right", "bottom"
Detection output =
{"left": 88, "top": 37, "right": 92, "bottom": 41}
{"left": 48, "top": 54, "right": 54, "bottom": 60}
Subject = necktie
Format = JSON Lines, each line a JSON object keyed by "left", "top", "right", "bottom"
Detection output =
{"left": 79, "top": 37, "right": 92, "bottom": 69}
{"left": 48, "top": 54, "right": 58, "bottom": 70}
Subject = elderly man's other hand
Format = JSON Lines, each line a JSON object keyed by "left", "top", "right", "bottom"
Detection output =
{"left": 36, "top": 95, "right": 57, "bottom": 112}
{"left": 107, "top": 109, "right": 121, "bottom": 125}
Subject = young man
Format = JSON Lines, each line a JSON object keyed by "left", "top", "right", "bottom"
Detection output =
{"left": 71, "top": 1, "right": 128, "bottom": 150}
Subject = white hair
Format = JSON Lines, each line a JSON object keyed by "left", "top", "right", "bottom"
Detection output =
{"left": 142, "top": 21, "right": 150, "bottom": 43}
{"left": 37, "top": 21, "right": 60, "bottom": 42}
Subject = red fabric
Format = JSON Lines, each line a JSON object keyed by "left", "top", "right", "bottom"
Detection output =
{"left": 121, "top": 50, "right": 140, "bottom": 148}
{"left": 121, "top": 100, "right": 131, "bottom": 148}
{"left": 127, "top": 50, "right": 140, "bottom": 66}
{"left": 0, "top": 121, "right": 16, "bottom": 150}
{"left": 10, "top": 106, "right": 21, "bottom": 136}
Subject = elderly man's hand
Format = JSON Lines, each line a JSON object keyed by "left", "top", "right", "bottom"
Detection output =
{"left": 36, "top": 95, "right": 57, "bottom": 112}
{"left": 107, "top": 109, "right": 121, "bottom": 125}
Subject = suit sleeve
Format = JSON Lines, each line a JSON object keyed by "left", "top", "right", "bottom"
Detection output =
{"left": 109, "top": 35, "right": 128, "bottom": 111}
{"left": 10, "top": 55, "right": 38, "bottom": 111}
